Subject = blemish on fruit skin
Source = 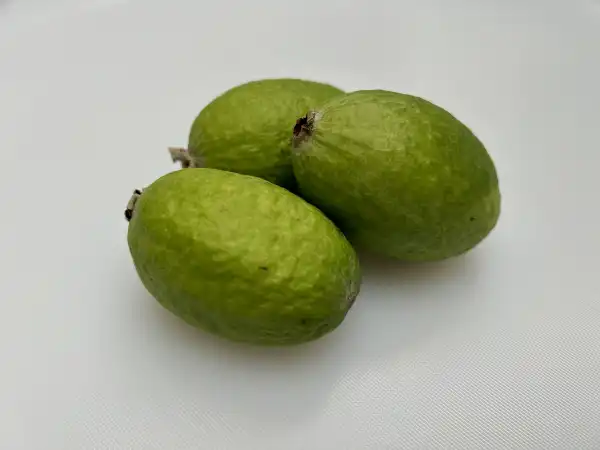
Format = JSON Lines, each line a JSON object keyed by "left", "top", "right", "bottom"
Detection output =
{"left": 259, "top": 266, "right": 269, "bottom": 271}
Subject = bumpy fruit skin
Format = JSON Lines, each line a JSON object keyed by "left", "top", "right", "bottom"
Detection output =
{"left": 127, "top": 168, "right": 360, "bottom": 345}
{"left": 291, "top": 90, "right": 501, "bottom": 261}
{"left": 187, "top": 78, "right": 344, "bottom": 189}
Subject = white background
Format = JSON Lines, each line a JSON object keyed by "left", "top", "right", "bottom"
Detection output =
{"left": 1, "top": 0, "right": 599, "bottom": 449}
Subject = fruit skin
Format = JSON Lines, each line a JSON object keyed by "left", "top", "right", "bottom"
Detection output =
{"left": 291, "top": 90, "right": 501, "bottom": 262}
{"left": 126, "top": 168, "right": 361, "bottom": 345}
{"left": 180, "top": 78, "right": 344, "bottom": 189}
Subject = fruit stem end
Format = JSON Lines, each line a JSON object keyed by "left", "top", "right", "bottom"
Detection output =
{"left": 124, "top": 189, "right": 143, "bottom": 222}
{"left": 292, "top": 111, "right": 319, "bottom": 149}
{"left": 168, "top": 147, "right": 196, "bottom": 168}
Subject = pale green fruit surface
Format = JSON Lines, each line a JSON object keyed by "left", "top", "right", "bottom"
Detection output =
{"left": 291, "top": 90, "right": 501, "bottom": 261}
{"left": 127, "top": 168, "right": 360, "bottom": 345}
{"left": 187, "top": 78, "right": 344, "bottom": 189}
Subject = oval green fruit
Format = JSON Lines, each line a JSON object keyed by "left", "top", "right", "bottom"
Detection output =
{"left": 170, "top": 78, "right": 344, "bottom": 190}
{"left": 291, "top": 90, "right": 501, "bottom": 262}
{"left": 126, "top": 168, "right": 361, "bottom": 345}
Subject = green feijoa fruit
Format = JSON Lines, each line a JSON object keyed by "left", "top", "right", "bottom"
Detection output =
{"left": 291, "top": 90, "right": 501, "bottom": 262}
{"left": 169, "top": 78, "right": 344, "bottom": 190}
{"left": 125, "top": 168, "right": 361, "bottom": 345}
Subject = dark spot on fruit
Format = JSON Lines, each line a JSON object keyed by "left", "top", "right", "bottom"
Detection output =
{"left": 259, "top": 266, "right": 268, "bottom": 271}
{"left": 470, "top": 217, "right": 476, "bottom": 222}
{"left": 125, "top": 209, "right": 133, "bottom": 221}
{"left": 300, "top": 318, "right": 309, "bottom": 325}
{"left": 134, "top": 189, "right": 142, "bottom": 195}
{"left": 293, "top": 116, "right": 309, "bottom": 137}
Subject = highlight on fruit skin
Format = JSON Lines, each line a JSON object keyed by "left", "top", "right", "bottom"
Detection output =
{"left": 125, "top": 168, "right": 361, "bottom": 346}
{"left": 168, "top": 78, "right": 345, "bottom": 189}
{"left": 291, "top": 89, "right": 501, "bottom": 262}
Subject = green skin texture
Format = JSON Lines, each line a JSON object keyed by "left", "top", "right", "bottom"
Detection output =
{"left": 188, "top": 78, "right": 344, "bottom": 189}
{"left": 292, "top": 90, "right": 501, "bottom": 262}
{"left": 127, "top": 168, "right": 361, "bottom": 345}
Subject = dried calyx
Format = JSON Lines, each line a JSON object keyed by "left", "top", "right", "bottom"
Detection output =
{"left": 124, "top": 189, "right": 143, "bottom": 222}
{"left": 168, "top": 147, "right": 194, "bottom": 168}
{"left": 292, "top": 111, "right": 318, "bottom": 148}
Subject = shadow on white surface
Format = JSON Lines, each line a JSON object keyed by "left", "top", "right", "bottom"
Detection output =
{"left": 351, "top": 249, "right": 488, "bottom": 354}
{"left": 359, "top": 250, "right": 485, "bottom": 289}
{"left": 130, "top": 281, "right": 346, "bottom": 426}
{"left": 118, "top": 248, "right": 488, "bottom": 427}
